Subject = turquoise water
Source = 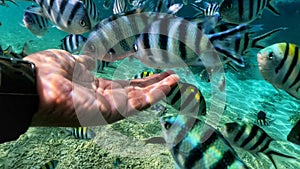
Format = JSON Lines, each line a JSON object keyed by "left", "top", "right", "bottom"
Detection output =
{"left": 0, "top": 0, "right": 300, "bottom": 169}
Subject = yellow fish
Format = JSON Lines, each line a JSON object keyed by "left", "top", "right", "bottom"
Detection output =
{"left": 257, "top": 42, "right": 300, "bottom": 99}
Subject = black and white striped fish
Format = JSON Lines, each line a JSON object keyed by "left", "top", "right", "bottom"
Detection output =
{"left": 67, "top": 127, "right": 96, "bottom": 140}
{"left": 161, "top": 114, "right": 249, "bottom": 169}
{"left": 28, "top": 0, "right": 100, "bottom": 34}
{"left": 23, "top": 5, "right": 50, "bottom": 37}
{"left": 60, "top": 34, "right": 87, "bottom": 54}
{"left": 113, "top": 0, "right": 127, "bottom": 15}
{"left": 257, "top": 42, "right": 300, "bottom": 99}
{"left": 221, "top": 120, "right": 298, "bottom": 169}
{"left": 40, "top": 160, "right": 59, "bottom": 169}
{"left": 219, "top": 0, "right": 280, "bottom": 24}
{"left": 216, "top": 26, "right": 287, "bottom": 59}
{"left": 133, "top": 17, "right": 252, "bottom": 69}
{"left": 83, "top": 2, "right": 181, "bottom": 62}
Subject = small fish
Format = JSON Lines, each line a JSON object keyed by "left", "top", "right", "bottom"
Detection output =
{"left": 161, "top": 114, "right": 249, "bottom": 169}
{"left": 0, "top": 0, "right": 17, "bottom": 7}
{"left": 256, "top": 110, "right": 272, "bottom": 126}
{"left": 23, "top": 5, "right": 50, "bottom": 37}
{"left": 103, "top": 0, "right": 111, "bottom": 9}
{"left": 132, "top": 71, "right": 155, "bottom": 79}
{"left": 40, "top": 160, "right": 59, "bottom": 169}
{"left": 287, "top": 120, "right": 300, "bottom": 146}
{"left": 67, "top": 127, "right": 96, "bottom": 140}
{"left": 0, "top": 43, "right": 29, "bottom": 59}
{"left": 60, "top": 34, "right": 87, "bottom": 54}
{"left": 221, "top": 120, "right": 298, "bottom": 169}
{"left": 28, "top": 0, "right": 100, "bottom": 34}
{"left": 219, "top": 0, "right": 280, "bottom": 24}
{"left": 113, "top": 0, "right": 127, "bottom": 15}
{"left": 257, "top": 42, "right": 300, "bottom": 99}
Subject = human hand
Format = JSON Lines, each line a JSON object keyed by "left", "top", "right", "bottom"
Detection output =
{"left": 24, "top": 50, "right": 179, "bottom": 127}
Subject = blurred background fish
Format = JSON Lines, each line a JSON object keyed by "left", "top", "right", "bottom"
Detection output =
{"left": 221, "top": 120, "right": 298, "bottom": 169}
{"left": 22, "top": 5, "right": 50, "bottom": 38}
{"left": 257, "top": 42, "right": 300, "bottom": 99}
{"left": 113, "top": 0, "right": 127, "bottom": 15}
{"left": 66, "top": 127, "right": 96, "bottom": 140}
{"left": 219, "top": 0, "right": 280, "bottom": 24}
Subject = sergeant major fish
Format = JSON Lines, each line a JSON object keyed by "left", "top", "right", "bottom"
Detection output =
{"left": 27, "top": 0, "right": 100, "bottom": 34}
{"left": 161, "top": 114, "right": 249, "bottom": 169}
{"left": 219, "top": 0, "right": 280, "bottom": 24}
{"left": 23, "top": 5, "right": 50, "bottom": 37}
{"left": 257, "top": 42, "right": 300, "bottom": 99}
{"left": 221, "top": 120, "right": 298, "bottom": 169}
{"left": 132, "top": 71, "right": 206, "bottom": 116}
{"left": 113, "top": 0, "right": 127, "bottom": 15}
{"left": 67, "top": 127, "right": 96, "bottom": 140}
{"left": 133, "top": 17, "right": 253, "bottom": 69}
{"left": 60, "top": 34, "right": 87, "bottom": 54}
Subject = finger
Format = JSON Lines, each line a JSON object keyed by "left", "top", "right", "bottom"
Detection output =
{"left": 129, "top": 70, "right": 176, "bottom": 87}
{"left": 128, "top": 74, "right": 179, "bottom": 112}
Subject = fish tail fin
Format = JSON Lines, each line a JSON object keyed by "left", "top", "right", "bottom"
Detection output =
{"left": 265, "top": 150, "right": 298, "bottom": 169}
{"left": 267, "top": 0, "right": 280, "bottom": 16}
{"left": 214, "top": 45, "right": 245, "bottom": 67}
{"left": 251, "top": 27, "right": 287, "bottom": 49}
{"left": 208, "top": 23, "right": 263, "bottom": 42}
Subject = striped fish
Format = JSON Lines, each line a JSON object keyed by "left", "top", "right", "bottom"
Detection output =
{"left": 216, "top": 26, "right": 286, "bottom": 60}
{"left": 219, "top": 0, "right": 280, "bottom": 24}
{"left": 67, "top": 127, "right": 96, "bottom": 140}
{"left": 221, "top": 120, "right": 298, "bottom": 169}
{"left": 83, "top": 2, "right": 180, "bottom": 62}
{"left": 133, "top": 17, "right": 251, "bottom": 69}
{"left": 23, "top": 5, "right": 50, "bottom": 37}
{"left": 80, "top": 0, "right": 101, "bottom": 27}
{"left": 161, "top": 114, "right": 249, "bottom": 169}
{"left": 257, "top": 42, "right": 300, "bottom": 99}
{"left": 165, "top": 82, "right": 206, "bottom": 116}
{"left": 28, "top": 0, "right": 99, "bottom": 34}
{"left": 40, "top": 160, "right": 58, "bottom": 169}
{"left": 60, "top": 34, "right": 87, "bottom": 54}
{"left": 132, "top": 71, "right": 206, "bottom": 116}
{"left": 113, "top": 0, "right": 127, "bottom": 15}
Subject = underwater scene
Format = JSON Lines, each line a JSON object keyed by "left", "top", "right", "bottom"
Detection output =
{"left": 0, "top": 0, "right": 300, "bottom": 168}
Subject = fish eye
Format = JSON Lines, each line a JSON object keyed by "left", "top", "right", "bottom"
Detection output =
{"left": 268, "top": 52, "right": 274, "bottom": 60}
{"left": 80, "top": 20, "right": 86, "bottom": 27}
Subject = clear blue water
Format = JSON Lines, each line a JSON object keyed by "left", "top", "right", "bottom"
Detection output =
{"left": 0, "top": 0, "right": 299, "bottom": 169}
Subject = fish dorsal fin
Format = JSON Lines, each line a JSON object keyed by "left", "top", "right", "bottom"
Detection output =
{"left": 25, "top": 6, "right": 46, "bottom": 18}
{"left": 251, "top": 27, "right": 287, "bottom": 49}
{"left": 267, "top": 0, "right": 280, "bottom": 16}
